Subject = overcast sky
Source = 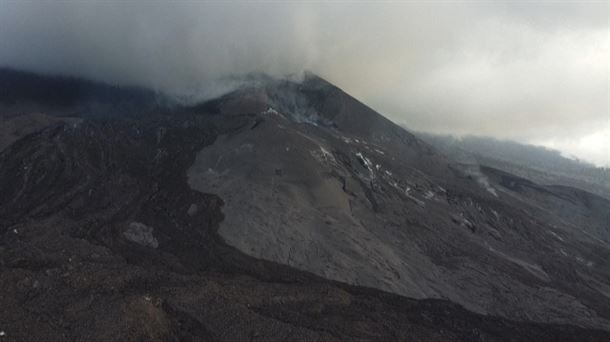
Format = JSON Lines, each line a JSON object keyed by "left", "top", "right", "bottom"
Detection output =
{"left": 0, "top": 1, "right": 608, "bottom": 166}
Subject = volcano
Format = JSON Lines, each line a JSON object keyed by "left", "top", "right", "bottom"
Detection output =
{"left": 1, "top": 68, "right": 609, "bottom": 341}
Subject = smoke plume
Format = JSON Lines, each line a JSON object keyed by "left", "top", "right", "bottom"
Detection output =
{"left": 0, "top": 1, "right": 607, "bottom": 165}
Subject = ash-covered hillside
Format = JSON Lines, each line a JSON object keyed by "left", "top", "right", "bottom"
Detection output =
{"left": 417, "top": 133, "right": 610, "bottom": 200}
{"left": 1, "top": 69, "right": 609, "bottom": 341}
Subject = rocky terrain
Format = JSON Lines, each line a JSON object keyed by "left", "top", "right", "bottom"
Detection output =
{"left": 1, "top": 68, "right": 609, "bottom": 341}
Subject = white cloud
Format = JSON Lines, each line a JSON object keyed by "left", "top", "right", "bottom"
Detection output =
{"left": 0, "top": 1, "right": 607, "bottom": 165}
{"left": 534, "top": 128, "right": 610, "bottom": 167}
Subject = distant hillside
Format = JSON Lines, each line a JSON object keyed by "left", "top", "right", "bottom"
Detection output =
{"left": 0, "top": 68, "right": 167, "bottom": 118}
{"left": 417, "top": 132, "right": 610, "bottom": 199}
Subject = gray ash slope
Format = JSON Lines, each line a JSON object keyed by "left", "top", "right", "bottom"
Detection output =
{"left": 188, "top": 73, "right": 610, "bottom": 329}
{"left": 0, "top": 69, "right": 609, "bottom": 341}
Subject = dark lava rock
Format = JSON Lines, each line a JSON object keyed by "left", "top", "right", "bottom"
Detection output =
{"left": 1, "top": 69, "right": 609, "bottom": 341}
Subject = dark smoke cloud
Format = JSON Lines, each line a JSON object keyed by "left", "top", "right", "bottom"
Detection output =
{"left": 0, "top": 2, "right": 319, "bottom": 98}
{"left": 0, "top": 1, "right": 608, "bottom": 165}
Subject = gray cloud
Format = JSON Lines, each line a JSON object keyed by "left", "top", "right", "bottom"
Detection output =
{"left": 0, "top": 1, "right": 608, "bottom": 165}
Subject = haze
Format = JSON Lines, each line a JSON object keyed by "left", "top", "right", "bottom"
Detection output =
{"left": 0, "top": 1, "right": 607, "bottom": 166}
